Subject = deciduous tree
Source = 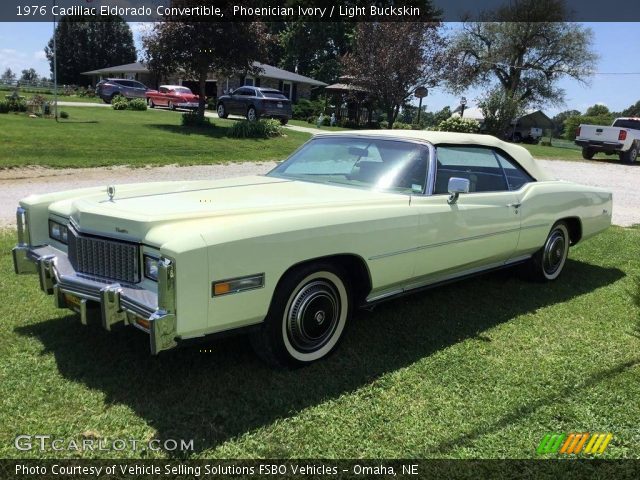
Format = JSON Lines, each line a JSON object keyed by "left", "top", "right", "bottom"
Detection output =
{"left": 446, "top": 0, "right": 597, "bottom": 135}
{"left": 20, "top": 68, "right": 39, "bottom": 83}
{"left": 341, "top": 20, "right": 448, "bottom": 129}
{"left": 143, "top": 3, "right": 270, "bottom": 119}
{"left": 1, "top": 68, "right": 16, "bottom": 83}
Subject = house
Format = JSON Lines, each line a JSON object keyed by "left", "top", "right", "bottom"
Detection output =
{"left": 81, "top": 62, "right": 327, "bottom": 102}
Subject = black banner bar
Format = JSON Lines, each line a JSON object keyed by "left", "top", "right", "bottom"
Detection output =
{"left": 2, "top": 0, "right": 640, "bottom": 22}
{"left": 1, "top": 459, "right": 640, "bottom": 480}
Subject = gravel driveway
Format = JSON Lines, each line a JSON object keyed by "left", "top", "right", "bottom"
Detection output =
{"left": 0, "top": 160, "right": 636, "bottom": 228}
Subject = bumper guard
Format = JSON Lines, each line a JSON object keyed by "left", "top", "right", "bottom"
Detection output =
{"left": 12, "top": 243, "right": 177, "bottom": 355}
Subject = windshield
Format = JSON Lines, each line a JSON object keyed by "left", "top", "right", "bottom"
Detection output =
{"left": 268, "top": 137, "right": 430, "bottom": 193}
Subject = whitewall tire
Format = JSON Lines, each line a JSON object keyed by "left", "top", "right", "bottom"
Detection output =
{"left": 250, "top": 264, "right": 350, "bottom": 368}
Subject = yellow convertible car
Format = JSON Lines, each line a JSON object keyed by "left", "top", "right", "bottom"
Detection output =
{"left": 12, "top": 131, "right": 612, "bottom": 367}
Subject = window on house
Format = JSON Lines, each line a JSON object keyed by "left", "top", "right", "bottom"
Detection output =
{"left": 244, "top": 76, "right": 255, "bottom": 86}
{"left": 281, "top": 81, "right": 292, "bottom": 99}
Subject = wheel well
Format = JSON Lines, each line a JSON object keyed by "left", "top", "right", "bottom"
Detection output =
{"left": 560, "top": 217, "right": 582, "bottom": 245}
{"left": 277, "top": 254, "right": 372, "bottom": 307}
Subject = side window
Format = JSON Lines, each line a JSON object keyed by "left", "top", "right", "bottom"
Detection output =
{"left": 159, "top": 87, "right": 168, "bottom": 94}
{"left": 495, "top": 152, "right": 535, "bottom": 190}
{"left": 434, "top": 146, "right": 508, "bottom": 194}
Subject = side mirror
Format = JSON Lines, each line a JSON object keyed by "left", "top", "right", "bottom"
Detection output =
{"left": 447, "top": 177, "right": 470, "bottom": 204}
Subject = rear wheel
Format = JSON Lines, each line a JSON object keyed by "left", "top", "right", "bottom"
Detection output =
{"left": 217, "top": 103, "right": 228, "bottom": 119}
{"left": 620, "top": 142, "right": 638, "bottom": 163}
{"left": 582, "top": 147, "right": 595, "bottom": 160}
{"left": 168, "top": 101, "right": 175, "bottom": 111}
{"left": 523, "top": 222, "right": 570, "bottom": 282}
{"left": 247, "top": 106, "right": 258, "bottom": 122}
{"left": 250, "top": 263, "right": 351, "bottom": 368}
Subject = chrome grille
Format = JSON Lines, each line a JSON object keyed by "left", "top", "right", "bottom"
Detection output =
{"left": 67, "top": 227, "right": 140, "bottom": 283}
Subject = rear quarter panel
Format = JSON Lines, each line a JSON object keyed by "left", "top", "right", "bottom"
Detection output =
{"left": 517, "top": 181, "right": 612, "bottom": 254}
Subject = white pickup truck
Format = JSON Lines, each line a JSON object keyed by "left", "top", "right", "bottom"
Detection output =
{"left": 575, "top": 117, "right": 640, "bottom": 163}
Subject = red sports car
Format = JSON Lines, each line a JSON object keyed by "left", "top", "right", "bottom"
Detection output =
{"left": 146, "top": 85, "right": 200, "bottom": 111}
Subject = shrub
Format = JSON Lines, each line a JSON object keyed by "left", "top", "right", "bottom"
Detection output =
{"left": 181, "top": 112, "right": 213, "bottom": 128}
{"left": 6, "top": 98, "right": 27, "bottom": 112}
{"left": 0, "top": 101, "right": 9, "bottom": 114}
{"left": 112, "top": 96, "right": 129, "bottom": 110}
{"left": 60, "top": 111, "right": 69, "bottom": 119}
{"left": 435, "top": 116, "right": 480, "bottom": 133}
{"left": 128, "top": 98, "right": 148, "bottom": 111}
{"left": 380, "top": 121, "right": 389, "bottom": 129}
{"left": 392, "top": 122, "right": 411, "bottom": 130}
{"left": 306, "top": 115, "right": 316, "bottom": 124}
{"left": 292, "top": 98, "right": 324, "bottom": 120}
{"left": 228, "top": 119, "right": 283, "bottom": 138}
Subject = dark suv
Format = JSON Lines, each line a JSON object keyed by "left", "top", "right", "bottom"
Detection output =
{"left": 216, "top": 87, "right": 292, "bottom": 124}
{"left": 96, "top": 79, "right": 151, "bottom": 104}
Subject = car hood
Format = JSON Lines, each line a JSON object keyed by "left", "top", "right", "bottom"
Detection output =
{"left": 50, "top": 176, "right": 407, "bottom": 245}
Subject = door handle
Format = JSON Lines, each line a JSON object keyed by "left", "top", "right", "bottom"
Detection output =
{"left": 507, "top": 203, "right": 521, "bottom": 209}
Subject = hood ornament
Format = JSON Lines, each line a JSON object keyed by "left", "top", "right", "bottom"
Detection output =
{"left": 107, "top": 185, "right": 116, "bottom": 202}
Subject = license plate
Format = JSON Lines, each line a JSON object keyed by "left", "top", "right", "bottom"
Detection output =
{"left": 277, "top": 103, "right": 283, "bottom": 108}
{"left": 64, "top": 293, "right": 81, "bottom": 311}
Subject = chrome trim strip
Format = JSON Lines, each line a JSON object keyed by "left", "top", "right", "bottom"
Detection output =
{"left": 366, "top": 255, "right": 532, "bottom": 303}
{"left": 369, "top": 223, "right": 548, "bottom": 261}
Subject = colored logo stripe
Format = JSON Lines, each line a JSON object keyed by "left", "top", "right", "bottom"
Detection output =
{"left": 584, "top": 433, "right": 613, "bottom": 454}
{"left": 537, "top": 434, "right": 565, "bottom": 454}
{"left": 537, "top": 432, "right": 612, "bottom": 455}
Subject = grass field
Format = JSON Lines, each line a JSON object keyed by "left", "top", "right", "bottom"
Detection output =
{"left": 0, "top": 226, "right": 638, "bottom": 459}
{"left": 0, "top": 107, "right": 310, "bottom": 168}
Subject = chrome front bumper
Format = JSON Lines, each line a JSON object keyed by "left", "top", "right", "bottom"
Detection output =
{"left": 12, "top": 244, "right": 177, "bottom": 355}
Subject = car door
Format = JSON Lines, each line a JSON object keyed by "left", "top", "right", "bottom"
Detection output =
{"left": 227, "top": 88, "right": 246, "bottom": 114}
{"left": 409, "top": 145, "right": 521, "bottom": 284}
{"left": 129, "top": 80, "right": 147, "bottom": 99}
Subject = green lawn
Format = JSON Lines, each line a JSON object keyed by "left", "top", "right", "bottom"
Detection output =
{"left": 0, "top": 107, "right": 310, "bottom": 168}
{"left": 0, "top": 226, "right": 638, "bottom": 459}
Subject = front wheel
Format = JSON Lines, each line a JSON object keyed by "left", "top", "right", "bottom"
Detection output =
{"left": 217, "top": 103, "right": 228, "bottom": 119}
{"left": 523, "top": 222, "right": 570, "bottom": 282}
{"left": 148, "top": 98, "right": 155, "bottom": 108}
{"left": 279, "top": 117, "right": 289, "bottom": 125}
{"left": 168, "top": 101, "right": 175, "bottom": 111}
{"left": 250, "top": 263, "right": 351, "bottom": 368}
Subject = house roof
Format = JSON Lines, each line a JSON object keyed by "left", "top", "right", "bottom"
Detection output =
{"left": 82, "top": 62, "right": 149, "bottom": 75}
{"left": 82, "top": 61, "right": 327, "bottom": 87}
{"left": 253, "top": 62, "right": 327, "bottom": 87}
{"left": 513, "top": 110, "right": 555, "bottom": 129}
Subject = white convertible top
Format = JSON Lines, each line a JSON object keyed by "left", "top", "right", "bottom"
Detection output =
{"left": 314, "top": 130, "right": 555, "bottom": 182}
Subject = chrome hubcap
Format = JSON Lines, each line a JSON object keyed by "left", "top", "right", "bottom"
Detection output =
{"left": 218, "top": 106, "right": 224, "bottom": 116}
{"left": 248, "top": 109, "right": 255, "bottom": 121}
{"left": 287, "top": 280, "right": 340, "bottom": 353}
{"left": 543, "top": 230, "right": 566, "bottom": 275}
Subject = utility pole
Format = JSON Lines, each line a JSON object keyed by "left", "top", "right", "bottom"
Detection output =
{"left": 53, "top": 0, "right": 58, "bottom": 121}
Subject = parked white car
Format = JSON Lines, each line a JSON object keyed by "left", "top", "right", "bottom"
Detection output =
{"left": 575, "top": 117, "right": 640, "bottom": 163}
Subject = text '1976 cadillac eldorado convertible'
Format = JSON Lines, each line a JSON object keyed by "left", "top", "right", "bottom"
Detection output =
{"left": 12, "top": 131, "right": 612, "bottom": 367}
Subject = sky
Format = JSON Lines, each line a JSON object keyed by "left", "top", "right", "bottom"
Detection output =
{"left": 1, "top": 21, "right": 639, "bottom": 116}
